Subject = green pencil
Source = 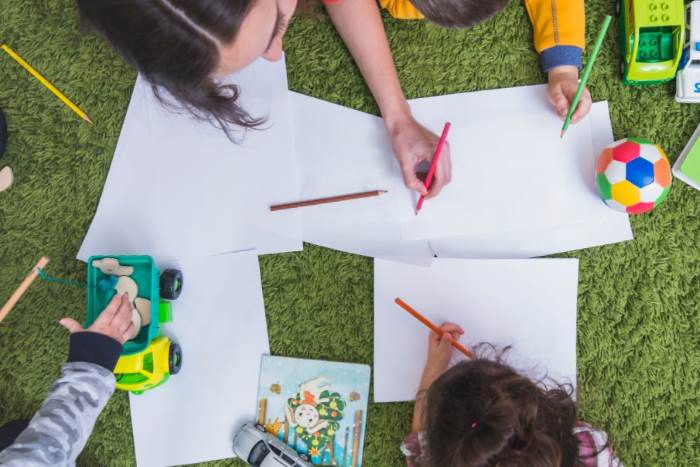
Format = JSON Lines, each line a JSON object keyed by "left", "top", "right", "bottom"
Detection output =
{"left": 561, "top": 15, "right": 612, "bottom": 138}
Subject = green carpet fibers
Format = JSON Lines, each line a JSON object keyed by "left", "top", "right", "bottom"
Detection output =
{"left": 1, "top": 0, "right": 699, "bottom": 465}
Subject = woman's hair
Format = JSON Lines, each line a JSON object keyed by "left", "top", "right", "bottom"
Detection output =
{"left": 423, "top": 350, "right": 584, "bottom": 467}
{"left": 77, "top": 0, "right": 263, "bottom": 136}
{"left": 409, "top": 0, "right": 509, "bottom": 28}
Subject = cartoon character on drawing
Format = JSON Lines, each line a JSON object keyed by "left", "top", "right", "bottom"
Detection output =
{"left": 285, "top": 376, "right": 346, "bottom": 460}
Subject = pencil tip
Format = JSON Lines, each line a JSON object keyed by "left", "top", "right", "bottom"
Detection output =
{"left": 560, "top": 129, "right": 565, "bottom": 138}
{"left": 84, "top": 116, "right": 93, "bottom": 125}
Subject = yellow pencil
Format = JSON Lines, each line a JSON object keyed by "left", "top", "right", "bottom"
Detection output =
{"left": 1, "top": 44, "right": 92, "bottom": 124}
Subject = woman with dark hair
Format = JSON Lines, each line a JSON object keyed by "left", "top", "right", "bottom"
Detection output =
{"left": 76, "top": 0, "right": 452, "bottom": 198}
{"left": 403, "top": 322, "right": 622, "bottom": 467}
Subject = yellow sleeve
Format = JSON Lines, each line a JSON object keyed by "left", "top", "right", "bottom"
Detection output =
{"left": 524, "top": 0, "right": 585, "bottom": 52}
{"left": 378, "top": 0, "right": 424, "bottom": 20}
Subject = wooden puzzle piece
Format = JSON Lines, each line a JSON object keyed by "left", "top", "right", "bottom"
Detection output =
{"left": 92, "top": 257, "right": 134, "bottom": 276}
{"left": 134, "top": 297, "right": 151, "bottom": 326}
{"left": 127, "top": 306, "right": 142, "bottom": 341}
{"left": 116, "top": 276, "right": 138, "bottom": 304}
{"left": 0, "top": 166, "right": 13, "bottom": 193}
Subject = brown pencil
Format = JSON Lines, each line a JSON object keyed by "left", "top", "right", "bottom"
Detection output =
{"left": 270, "top": 190, "right": 387, "bottom": 212}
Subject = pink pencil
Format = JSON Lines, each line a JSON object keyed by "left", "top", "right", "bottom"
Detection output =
{"left": 416, "top": 122, "right": 451, "bottom": 215}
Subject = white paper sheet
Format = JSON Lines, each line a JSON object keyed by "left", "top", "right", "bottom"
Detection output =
{"left": 291, "top": 92, "right": 434, "bottom": 265}
{"left": 373, "top": 258, "right": 578, "bottom": 403}
{"left": 427, "top": 101, "right": 633, "bottom": 258}
{"left": 129, "top": 251, "right": 269, "bottom": 467}
{"left": 400, "top": 87, "right": 629, "bottom": 240}
{"left": 78, "top": 58, "right": 302, "bottom": 262}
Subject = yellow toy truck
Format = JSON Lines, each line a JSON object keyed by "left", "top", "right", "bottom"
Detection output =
{"left": 86, "top": 255, "right": 183, "bottom": 394}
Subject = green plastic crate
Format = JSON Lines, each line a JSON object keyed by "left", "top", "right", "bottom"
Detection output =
{"left": 85, "top": 255, "right": 161, "bottom": 355}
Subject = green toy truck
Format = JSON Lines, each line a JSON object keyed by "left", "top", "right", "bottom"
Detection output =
{"left": 618, "top": 0, "right": 685, "bottom": 84}
{"left": 85, "top": 255, "right": 184, "bottom": 394}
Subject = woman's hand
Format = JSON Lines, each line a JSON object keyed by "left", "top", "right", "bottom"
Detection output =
{"left": 386, "top": 114, "right": 452, "bottom": 199}
{"left": 60, "top": 294, "right": 134, "bottom": 344}
{"left": 547, "top": 65, "right": 592, "bottom": 124}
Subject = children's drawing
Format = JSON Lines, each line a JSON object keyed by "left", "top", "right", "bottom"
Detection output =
{"left": 256, "top": 356, "right": 370, "bottom": 467}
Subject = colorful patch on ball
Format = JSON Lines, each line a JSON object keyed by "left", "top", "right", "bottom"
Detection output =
{"left": 595, "top": 138, "right": 671, "bottom": 214}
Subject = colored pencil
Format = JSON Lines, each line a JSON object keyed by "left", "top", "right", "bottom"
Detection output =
{"left": 270, "top": 189, "right": 387, "bottom": 211}
{"left": 1, "top": 44, "right": 93, "bottom": 124}
{"left": 0, "top": 256, "right": 49, "bottom": 324}
{"left": 416, "top": 122, "right": 451, "bottom": 214}
{"left": 560, "top": 15, "right": 612, "bottom": 138}
{"left": 394, "top": 297, "right": 475, "bottom": 359}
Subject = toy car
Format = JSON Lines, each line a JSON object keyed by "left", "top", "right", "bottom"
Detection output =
{"left": 618, "top": 0, "right": 685, "bottom": 85}
{"left": 232, "top": 423, "right": 311, "bottom": 467}
{"left": 85, "top": 255, "right": 183, "bottom": 394}
{"left": 676, "top": 1, "right": 700, "bottom": 102}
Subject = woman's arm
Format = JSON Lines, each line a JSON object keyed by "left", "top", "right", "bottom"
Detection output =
{"left": 324, "top": 0, "right": 452, "bottom": 198}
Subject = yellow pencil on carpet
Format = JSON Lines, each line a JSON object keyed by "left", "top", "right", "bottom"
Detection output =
{"left": 1, "top": 44, "right": 93, "bottom": 124}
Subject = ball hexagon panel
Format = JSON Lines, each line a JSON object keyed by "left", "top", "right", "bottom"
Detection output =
{"left": 638, "top": 144, "right": 662, "bottom": 163}
{"left": 596, "top": 173, "right": 612, "bottom": 199}
{"left": 627, "top": 202, "right": 655, "bottom": 214}
{"left": 611, "top": 180, "right": 640, "bottom": 207}
{"left": 654, "top": 157, "right": 672, "bottom": 188}
{"left": 626, "top": 157, "right": 655, "bottom": 188}
{"left": 604, "top": 160, "right": 628, "bottom": 184}
{"left": 612, "top": 140, "right": 641, "bottom": 163}
{"left": 603, "top": 198, "right": 628, "bottom": 212}
{"left": 639, "top": 182, "right": 664, "bottom": 203}
{"left": 596, "top": 149, "right": 614, "bottom": 174}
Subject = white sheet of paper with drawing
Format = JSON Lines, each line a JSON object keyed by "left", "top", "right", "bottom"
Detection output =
{"left": 291, "top": 92, "right": 434, "bottom": 265}
{"left": 373, "top": 258, "right": 577, "bottom": 403}
{"left": 129, "top": 251, "right": 269, "bottom": 467}
{"left": 78, "top": 58, "right": 302, "bottom": 262}
{"left": 428, "top": 101, "right": 633, "bottom": 258}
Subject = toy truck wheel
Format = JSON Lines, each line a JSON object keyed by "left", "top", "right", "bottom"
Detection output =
{"left": 160, "top": 269, "right": 183, "bottom": 300}
{"left": 169, "top": 342, "right": 182, "bottom": 375}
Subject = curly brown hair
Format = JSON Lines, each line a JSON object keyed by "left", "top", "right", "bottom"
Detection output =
{"left": 423, "top": 350, "right": 594, "bottom": 467}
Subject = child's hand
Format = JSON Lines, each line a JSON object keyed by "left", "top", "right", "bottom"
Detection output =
{"left": 60, "top": 294, "right": 134, "bottom": 345}
{"left": 420, "top": 322, "right": 465, "bottom": 390}
{"left": 547, "top": 65, "right": 592, "bottom": 124}
{"left": 386, "top": 115, "right": 452, "bottom": 199}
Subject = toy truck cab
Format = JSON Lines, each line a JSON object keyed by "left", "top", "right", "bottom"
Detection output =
{"left": 86, "top": 255, "right": 183, "bottom": 394}
{"left": 676, "top": 1, "right": 700, "bottom": 102}
{"left": 619, "top": 0, "right": 685, "bottom": 85}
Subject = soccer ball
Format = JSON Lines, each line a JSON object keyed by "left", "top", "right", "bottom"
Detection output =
{"left": 595, "top": 138, "right": 671, "bottom": 214}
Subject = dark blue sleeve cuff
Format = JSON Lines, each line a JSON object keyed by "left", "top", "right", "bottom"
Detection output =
{"left": 67, "top": 332, "right": 122, "bottom": 371}
{"left": 541, "top": 45, "right": 583, "bottom": 73}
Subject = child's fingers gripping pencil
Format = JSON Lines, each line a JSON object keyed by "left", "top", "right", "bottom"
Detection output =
{"left": 560, "top": 15, "right": 612, "bottom": 138}
{"left": 416, "top": 122, "right": 451, "bottom": 214}
{"left": 394, "top": 297, "right": 475, "bottom": 359}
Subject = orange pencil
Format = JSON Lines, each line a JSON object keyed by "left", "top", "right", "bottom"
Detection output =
{"left": 394, "top": 297, "right": 475, "bottom": 359}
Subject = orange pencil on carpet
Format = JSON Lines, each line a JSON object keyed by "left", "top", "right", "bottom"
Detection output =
{"left": 415, "top": 122, "right": 451, "bottom": 215}
{"left": 394, "top": 297, "right": 474, "bottom": 359}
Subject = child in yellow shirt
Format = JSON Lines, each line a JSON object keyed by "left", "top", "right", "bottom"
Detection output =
{"left": 365, "top": 0, "right": 591, "bottom": 123}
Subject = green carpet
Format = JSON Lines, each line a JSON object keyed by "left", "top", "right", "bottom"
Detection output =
{"left": 1, "top": 0, "right": 699, "bottom": 465}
